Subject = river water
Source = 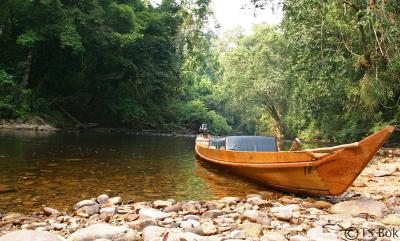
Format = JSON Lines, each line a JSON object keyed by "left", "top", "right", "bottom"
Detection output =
{"left": 0, "top": 130, "right": 275, "bottom": 213}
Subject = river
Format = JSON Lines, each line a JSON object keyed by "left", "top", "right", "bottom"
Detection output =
{"left": 0, "top": 130, "right": 274, "bottom": 213}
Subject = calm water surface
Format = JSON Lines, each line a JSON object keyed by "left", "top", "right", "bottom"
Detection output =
{"left": 0, "top": 130, "right": 277, "bottom": 213}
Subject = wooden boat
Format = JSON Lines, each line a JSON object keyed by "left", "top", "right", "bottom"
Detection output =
{"left": 195, "top": 126, "right": 397, "bottom": 196}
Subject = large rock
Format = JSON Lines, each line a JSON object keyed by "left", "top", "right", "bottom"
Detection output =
{"left": 67, "top": 223, "right": 138, "bottom": 241}
{"left": 139, "top": 208, "right": 171, "bottom": 220}
{"left": 0, "top": 230, "right": 65, "bottom": 241}
{"left": 329, "top": 199, "right": 389, "bottom": 218}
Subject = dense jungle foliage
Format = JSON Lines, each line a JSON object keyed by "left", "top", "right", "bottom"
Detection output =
{"left": 1, "top": 0, "right": 399, "bottom": 141}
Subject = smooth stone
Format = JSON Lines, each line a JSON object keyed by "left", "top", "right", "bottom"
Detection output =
{"left": 124, "top": 213, "right": 139, "bottom": 222}
{"left": 206, "top": 200, "right": 225, "bottom": 210}
{"left": 67, "top": 223, "right": 138, "bottom": 241}
{"left": 279, "top": 196, "right": 301, "bottom": 204}
{"left": 220, "top": 197, "right": 241, "bottom": 204}
{"left": 306, "top": 227, "right": 341, "bottom": 241}
{"left": 382, "top": 214, "right": 400, "bottom": 225}
{"left": 260, "top": 232, "right": 287, "bottom": 241}
{"left": 289, "top": 235, "right": 311, "bottom": 241}
{"left": 271, "top": 204, "right": 300, "bottom": 213}
{"left": 43, "top": 207, "right": 61, "bottom": 216}
{"left": 0, "top": 230, "right": 65, "bottom": 241}
{"left": 329, "top": 199, "right": 389, "bottom": 218}
{"left": 139, "top": 208, "right": 171, "bottom": 220}
{"left": 382, "top": 163, "right": 399, "bottom": 174}
{"left": 97, "top": 194, "right": 110, "bottom": 205}
{"left": 76, "top": 204, "right": 100, "bottom": 217}
{"left": 312, "top": 201, "right": 332, "bottom": 209}
{"left": 239, "top": 222, "right": 263, "bottom": 237}
{"left": 247, "top": 197, "right": 268, "bottom": 206}
{"left": 73, "top": 200, "right": 97, "bottom": 210}
{"left": 182, "top": 201, "right": 202, "bottom": 212}
{"left": 319, "top": 214, "right": 352, "bottom": 222}
{"left": 243, "top": 210, "right": 271, "bottom": 225}
{"left": 100, "top": 206, "right": 117, "bottom": 215}
{"left": 142, "top": 226, "right": 166, "bottom": 241}
{"left": 164, "top": 203, "right": 183, "bottom": 213}
{"left": 181, "top": 219, "right": 201, "bottom": 232}
{"left": 130, "top": 218, "right": 156, "bottom": 231}
{"left": 273, "top": 211, "right": 292, "bottom": 221}
{"left": 184, "top": 214, "right": 200, "bottom": 221}
{"left": 228, "top": 230, "right": 247, "bottom": 239}
{"left": 351, "top": 217, "right": 367, "bottom": 225}
{"left": 104, "top": 197, "right": 123, "bottom": 206}
{"left": 153, "top": 200, "right": 172, "bottom": 209}
{"left": 200, "top": 222, "right": 217, "bottom": 235}
{"left": 203, "top": 210, "right": 224, "bottom": 219}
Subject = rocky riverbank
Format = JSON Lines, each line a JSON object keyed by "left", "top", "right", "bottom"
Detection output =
{"left": 0, "top": 116, "right": 58, "bottom": 131}
{"left": 1, "top": 148, "right": 400, "bottom": 241}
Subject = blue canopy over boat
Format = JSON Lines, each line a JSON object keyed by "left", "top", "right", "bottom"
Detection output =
{"left": 211, "top": 136, "right": 277, "bottom": 152}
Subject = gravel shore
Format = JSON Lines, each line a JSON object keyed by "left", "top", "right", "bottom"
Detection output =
{"left": 0, "top": 148, "right": 399, "bottom": 241}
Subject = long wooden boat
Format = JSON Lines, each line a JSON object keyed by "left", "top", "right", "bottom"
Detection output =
{"left": 195, "top": 126, "right": 397, "bottom": 196}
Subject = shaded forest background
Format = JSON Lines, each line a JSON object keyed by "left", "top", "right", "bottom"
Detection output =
{"left": 0, "top": 0, "right": 399, "bottom": 142}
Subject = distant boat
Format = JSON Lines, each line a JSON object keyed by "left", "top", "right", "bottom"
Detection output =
{"left": 195, "top": 125, "right": 397, "bottom": 196}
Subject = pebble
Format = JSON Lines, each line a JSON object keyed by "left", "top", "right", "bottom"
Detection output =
{"left": 239, "top": 222, "right": 263, "bottom": 237}
{"left": 164, "top": 203, "right": 183, "bottom": 213}
{"left": 261, "top": 232, "right": 288, "bottom": 241}
{"left": 153, "top": 200, "right": 172, "bottom": 209}
{"left": 100, "top": 206, "right": 117, "bottom": 215}
{"left": 73, "top": 200, "right": 97, "bottom": 210}
{"left": 97, "top": 194, "right": 110, "bottom": 204}
{"left": 43, "top": 207, "right": 61, "bottom": 217}
{"left": 200, "top": 221, "right": 217, "bottom": 235}
{"left": 104, "top": 196, "right": 123, "bottom": 206}
{"left": 139, "top": 208, "right": 171, "bottom": 220}
{"left": 381, "top": 214, "right": 400, "bottom": 225}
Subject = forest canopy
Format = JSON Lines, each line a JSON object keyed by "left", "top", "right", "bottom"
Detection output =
{"left": 0, "top": 0, "right": 399, "bottom": 142}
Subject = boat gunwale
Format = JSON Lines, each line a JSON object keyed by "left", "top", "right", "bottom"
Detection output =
{"left": 195, "top": 145, "right": 320, "bottom": 168}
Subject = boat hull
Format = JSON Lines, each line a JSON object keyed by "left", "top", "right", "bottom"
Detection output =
{"left": 195, "top": 126, "right": 396, "bottom": 196}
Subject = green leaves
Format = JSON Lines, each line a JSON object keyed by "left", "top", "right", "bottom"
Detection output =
{"left": 60, "top": 25, "right": 85, "bottom": 53}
